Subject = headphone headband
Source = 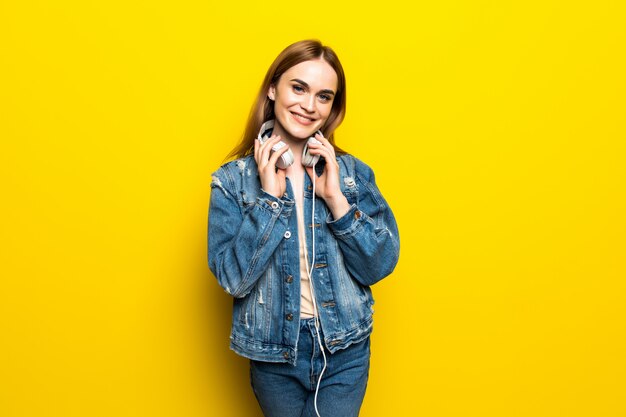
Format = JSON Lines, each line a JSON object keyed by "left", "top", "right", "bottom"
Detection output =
{"left": 258, "top": 120, "right": 275, "bottom": 140}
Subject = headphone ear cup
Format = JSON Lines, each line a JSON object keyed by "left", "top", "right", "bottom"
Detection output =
{"left": 267, "top": 140, "right": 294, "bottom": 169}
{"left": 276, "top": 146, "right": 294, "bottom": 169}
{"left": 256, "top": 119, "right": 293, "bottom": 169}
{"left": 302, "top": 137, "right": 322, "bottom": 167}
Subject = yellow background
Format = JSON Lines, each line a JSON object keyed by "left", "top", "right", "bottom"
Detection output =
{"left": 1, "top": 1, "right": 625, "bottom": 416}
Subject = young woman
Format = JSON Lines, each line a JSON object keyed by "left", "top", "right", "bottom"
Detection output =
{"left": 208, "top": 39, "right": 399, "bottom": 417}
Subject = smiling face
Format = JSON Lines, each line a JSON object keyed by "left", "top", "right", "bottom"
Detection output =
{"left": 268, "top": 59, "right": 338, "bottom": 143}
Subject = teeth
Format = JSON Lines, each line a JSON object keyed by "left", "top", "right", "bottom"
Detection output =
{"left": 293, "top": 113, "right": 313, "bottom": 122}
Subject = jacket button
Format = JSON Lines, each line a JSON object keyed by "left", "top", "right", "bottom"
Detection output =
{"left": 286, "top": 275, "right": 293, "bottom": 283}
{"left": 286, "top": 313, "right": 293, "bottom": 321}
{"left": 284, "top": 231, "right": 292, "bottom": 239}
{"left": 354, "top": 210, "right": 361, "bottom": 220}
{"left": 283, "top": 351, "right": 290, "bottom": 359}
{"left": 271, "top": 201, "right": 279, "bottom": 209}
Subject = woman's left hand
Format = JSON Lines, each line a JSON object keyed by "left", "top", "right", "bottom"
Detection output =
{"left": 305, "top": 134, "right": 351, "bottom": 220}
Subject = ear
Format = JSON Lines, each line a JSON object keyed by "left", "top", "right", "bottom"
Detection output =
{"left": 267, "top": 85, "right": 276, "bottom": 101}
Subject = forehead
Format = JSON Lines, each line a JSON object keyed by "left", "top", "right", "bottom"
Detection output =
{"left": 281, "top": 60, "right": 338, "bottom": 91}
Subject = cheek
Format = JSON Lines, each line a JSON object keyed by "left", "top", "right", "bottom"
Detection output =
{"left": 320, "top": 103, "right": 334, "bottom": 117}
{"left": 277, "top": 95, "right": 298, "bottom": 110}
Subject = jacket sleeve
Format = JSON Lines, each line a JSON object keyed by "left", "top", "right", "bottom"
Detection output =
{"left": 326, "top": 157, "right": 400, "bottom": 286}
{"left": 207, "top": 166, "right": 292, "bottom": 298}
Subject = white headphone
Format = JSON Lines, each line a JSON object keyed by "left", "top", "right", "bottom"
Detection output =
{"left": 257, "top": 120, "right": 322, "bottom": 169}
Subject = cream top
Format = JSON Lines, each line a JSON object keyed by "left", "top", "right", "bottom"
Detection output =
{"left": 287, "top": 172, "right": 316, "bottom": 319}
{"left": 296, "top": 195, "right": 315, "bottom": 318}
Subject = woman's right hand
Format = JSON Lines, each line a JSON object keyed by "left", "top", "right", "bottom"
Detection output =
{"left": 254, "top": 134, "right": 289, "bottom": 198}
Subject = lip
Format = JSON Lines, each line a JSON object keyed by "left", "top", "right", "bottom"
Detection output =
{"left": 290, "top": 111, "right": 316, "bottom": 126}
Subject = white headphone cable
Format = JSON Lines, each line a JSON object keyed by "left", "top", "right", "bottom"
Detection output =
{"left": 305, "top": 161, "right": 327, "bottom": 417}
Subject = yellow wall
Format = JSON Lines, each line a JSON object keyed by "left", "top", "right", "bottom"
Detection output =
{"left": 2, "top": 1, "right": 625, "bottom": 416}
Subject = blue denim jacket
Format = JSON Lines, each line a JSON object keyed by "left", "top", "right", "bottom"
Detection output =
{"left": 208, "top": 153, "right": 399, "bottom": 365}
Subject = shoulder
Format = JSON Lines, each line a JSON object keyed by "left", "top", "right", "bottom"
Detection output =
{"left": 212, "top": 155, "right": 257, "bottom": 180}
{"left": 211, "top": 155, "right": 257, "bottom": 192}
{"left": 337, "top": 154, "right": 376, "bottom": 182}
{"left": 213, "top": 154, "right": 256, "bottom": 176}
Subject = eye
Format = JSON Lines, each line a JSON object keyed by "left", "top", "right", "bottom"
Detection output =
{"left": 318, "top": 94, "right": 332, "bottom": 102}
{"left": 292, "top": 85, "right": 305, "bottom": 93}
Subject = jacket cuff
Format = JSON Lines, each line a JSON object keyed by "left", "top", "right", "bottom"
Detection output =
{"left": 257, "top": 189, "right": 294, "bottom": 216}
{"left": 326, "top": 204, "right": 364, "bottom": 236}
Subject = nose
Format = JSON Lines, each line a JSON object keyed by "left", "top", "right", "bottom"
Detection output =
{"left": 301, "top": 95, "right": 316, "bottom": 113}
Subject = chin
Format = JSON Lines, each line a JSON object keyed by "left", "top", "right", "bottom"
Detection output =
{"left": 291, "top": 128, "right": 317, "bottom": 139}
{"left": 280, "top": 116, "right": 321, "bottom": 139}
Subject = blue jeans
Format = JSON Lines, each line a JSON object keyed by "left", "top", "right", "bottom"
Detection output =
{"left": 250, "top": 318, "right": 370, "bottom": 417}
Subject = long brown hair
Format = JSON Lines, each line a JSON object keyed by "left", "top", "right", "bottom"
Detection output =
{"left": 226, "top": 39, "right": 347, "bottom": 160}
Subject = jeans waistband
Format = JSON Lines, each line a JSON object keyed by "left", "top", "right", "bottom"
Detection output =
{"left": 300, "top": 317, "right": 325, "bottom": 340}
{"left": 299, "top": 317, "right": 317, "bottom": 329}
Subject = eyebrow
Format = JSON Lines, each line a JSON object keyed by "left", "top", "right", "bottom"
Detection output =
{"left": 290, "top": 78, "right": 336, "bottom": 96}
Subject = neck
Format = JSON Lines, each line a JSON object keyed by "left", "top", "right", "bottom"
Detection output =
{"left": 271, "top": 124, "right": 307, "bottom": 159}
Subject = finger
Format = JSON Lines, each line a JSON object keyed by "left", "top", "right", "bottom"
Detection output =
{"left": 314, "top": 133, "right": 331, "bottom": 146}
{"left": 315, "top": 134, "right": 336, "bottom": 159}
{"left": 267, "top": 141, "right": 290, "bottom": 168}
{"left": 306, "top": 143, "right": 334, "bottom": 162}
{"left": 259, "top": 135, "right": 282, "bottom": 166}
{"left": 257, "top": 134, "right": 276, "bottom": 154}
{"left": 305, "top": 145, "right": 328, "bottom": 157}
{"left": 268, "top": 134, "right": 282, "bottom": 145}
